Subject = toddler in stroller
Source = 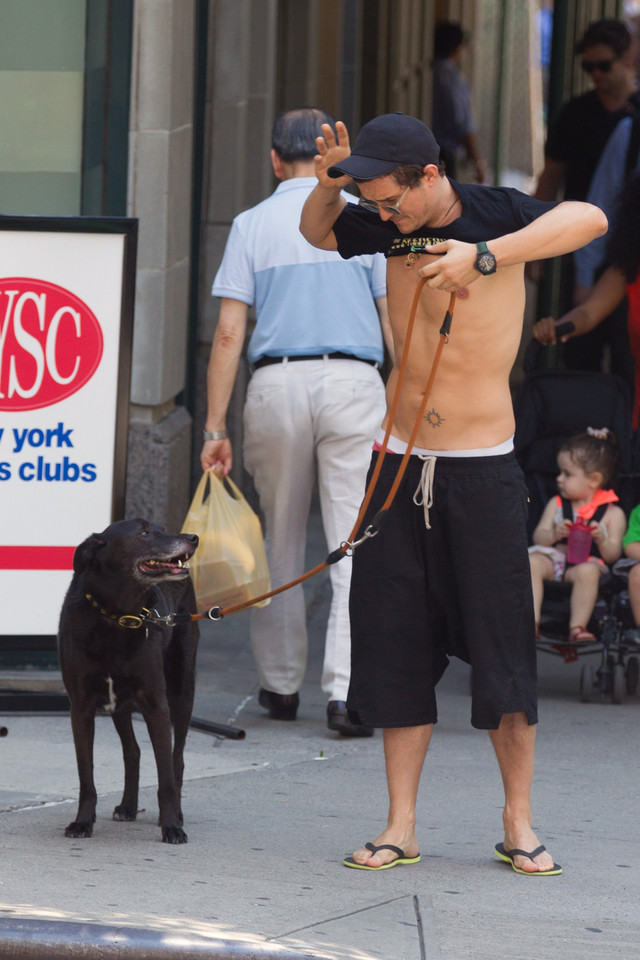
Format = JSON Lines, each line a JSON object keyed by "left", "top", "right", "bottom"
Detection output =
{"left": 528, "top": 428, "right": 626, "bottom": 644}
{"left": 515, "top": 361, "right": 638, "bottom": 702}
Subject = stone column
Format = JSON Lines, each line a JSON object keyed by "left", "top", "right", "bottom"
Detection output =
{"left": 193, "top": 0, "right": 278, "bottom": 499}
{"left": 124, "top": 0, "right": 196, "bottom": 530}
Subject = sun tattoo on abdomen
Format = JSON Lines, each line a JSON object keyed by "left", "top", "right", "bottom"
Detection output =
{"left": 425, "top": 409, "right": 445, "bottom": 428}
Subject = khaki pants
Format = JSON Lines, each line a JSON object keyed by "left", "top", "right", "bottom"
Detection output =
{"left": 243, "top": 357, "right": 386, "bottom": 701}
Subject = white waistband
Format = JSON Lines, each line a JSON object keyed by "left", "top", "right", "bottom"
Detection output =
{"left": 375, "top": 430, "right": 515, "bottom": 458}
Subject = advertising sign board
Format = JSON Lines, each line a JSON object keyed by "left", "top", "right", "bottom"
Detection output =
{"left": 0, "top": 217, "right": 137, "bottom": 640}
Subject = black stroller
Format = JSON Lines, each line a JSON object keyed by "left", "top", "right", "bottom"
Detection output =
{"left": 514, "top": 368, "right": 640, "bottom": 703}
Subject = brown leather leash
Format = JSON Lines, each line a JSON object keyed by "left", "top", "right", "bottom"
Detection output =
{"left": 187, "top": 280, "right": 456, "bottom": 623}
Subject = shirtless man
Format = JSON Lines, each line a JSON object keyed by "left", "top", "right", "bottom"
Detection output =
{"left": 300, "top": 113, "right": 607, "bottom": 875}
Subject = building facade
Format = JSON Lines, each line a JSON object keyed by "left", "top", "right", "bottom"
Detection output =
{"left": 0, "top": 0, "right": 623, "bottom": 536}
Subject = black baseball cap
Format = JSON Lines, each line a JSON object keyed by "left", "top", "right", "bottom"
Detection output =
{"left": 327, "top": 112, "right": 440, "bottom": 181}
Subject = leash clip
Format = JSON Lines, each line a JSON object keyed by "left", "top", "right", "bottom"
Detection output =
{"left": 146, "top": 608, "right": 177, "bottom": 626}
{"left": 341, "top": 523, "right": 379, "bottom": 556}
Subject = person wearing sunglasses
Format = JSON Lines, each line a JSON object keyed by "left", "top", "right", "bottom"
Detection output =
{"left": 534, "top": 18, "right": 639, "bottom": 208}
{"left": 529, "top": 18, "right": 639, "bottom": 372}
{"left": 301, "top": 112, "right": 606, "bottom": 876}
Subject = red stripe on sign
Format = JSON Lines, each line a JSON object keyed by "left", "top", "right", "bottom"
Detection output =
{"left": 0, "top": 546, "right": 75, "bottom": 570}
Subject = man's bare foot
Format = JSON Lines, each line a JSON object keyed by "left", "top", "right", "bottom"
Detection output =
{"left": 502, "top": 824, "right": 558, "bottom": 874}
{"left": 350, "top": 827, "right": 420, "bottom": 868}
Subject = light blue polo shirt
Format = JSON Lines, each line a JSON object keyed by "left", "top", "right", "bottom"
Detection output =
{"left": 211, "top": 177, "right": 387, "bottom": 365}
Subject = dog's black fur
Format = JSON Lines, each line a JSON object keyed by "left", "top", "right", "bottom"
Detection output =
{"left": 57, "top": 519, "right": 199, "bottom": 844}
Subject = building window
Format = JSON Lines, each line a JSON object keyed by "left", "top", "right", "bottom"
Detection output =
{"left": 0, "top": 0, "right": 133, "bottom": 217}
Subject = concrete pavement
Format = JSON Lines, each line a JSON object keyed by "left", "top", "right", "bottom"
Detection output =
{"left": 1, "top": 506, "right": 640, "bottom": 959}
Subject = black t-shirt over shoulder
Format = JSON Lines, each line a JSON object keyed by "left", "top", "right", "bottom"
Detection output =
{"left": 332, "top": 180, "right": 560, "bottom": 260}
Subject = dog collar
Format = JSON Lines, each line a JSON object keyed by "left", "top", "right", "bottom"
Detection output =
{"left": 84, "top": 593, "right": 151, "bottom": 629}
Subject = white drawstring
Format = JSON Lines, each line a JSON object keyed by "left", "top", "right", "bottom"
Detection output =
{"left": 413, "top": 455, "right": 436, "bottom": 529}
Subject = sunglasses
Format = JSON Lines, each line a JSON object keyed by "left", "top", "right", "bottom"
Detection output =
{"left": 581, "top": 58, "right": 615, "bottom": 74}
{"left": 358, "top": 185, "right": 410, "bottom": 216}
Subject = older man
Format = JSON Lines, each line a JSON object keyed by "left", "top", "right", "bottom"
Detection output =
{"left": 300, "top": 112, "right": 607, "bottom": 874}
{"left": 201, "top": 108, "right": 390, "bottom": 737}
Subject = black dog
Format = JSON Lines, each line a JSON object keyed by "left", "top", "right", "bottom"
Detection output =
{"left": 57, "top": 519, "right": 199, "bottom": 844}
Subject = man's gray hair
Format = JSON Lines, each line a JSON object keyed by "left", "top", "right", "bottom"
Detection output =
{"left": 272, "top": 108, "right": 336, "bottom": 163}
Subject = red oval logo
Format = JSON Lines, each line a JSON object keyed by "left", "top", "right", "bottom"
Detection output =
{"left": 0, "top": 278, "right": 103, "bottom": 411}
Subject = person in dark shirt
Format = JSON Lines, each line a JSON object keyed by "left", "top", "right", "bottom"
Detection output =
{"left": 531, "top": 18, "right": 639, "bottom": 364}
{"left": 431, "top": 21, "right": 487, "bottom": 182}
{"left": 535, "top": 18, "right": 640, "bottom": 204}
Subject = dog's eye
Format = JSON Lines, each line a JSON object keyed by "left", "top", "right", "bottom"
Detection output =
{"left": 140, "top": 529, "right": 149, "bottom": 537}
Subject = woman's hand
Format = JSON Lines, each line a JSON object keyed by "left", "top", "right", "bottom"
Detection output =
{"left": 531, "top": 316, "right": 559, "bottom": 345}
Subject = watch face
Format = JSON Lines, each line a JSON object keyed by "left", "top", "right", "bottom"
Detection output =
{"left": 477, "top": 253, "right": 496, "bottom": 274}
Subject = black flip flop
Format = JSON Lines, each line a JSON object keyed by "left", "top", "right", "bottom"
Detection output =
{"left": 494, "top": 842, "right": 562, "bottom": 876}
{"left": 344, "top": 841, "right": 421, "bottom": 870}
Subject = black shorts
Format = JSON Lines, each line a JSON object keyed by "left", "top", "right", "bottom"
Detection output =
{"left": 347, "top": 451, "right": 538, "bottom": 730}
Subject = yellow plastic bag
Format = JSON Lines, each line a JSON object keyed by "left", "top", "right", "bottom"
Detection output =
{"left": 181, "top": 471, "right": 271, "bottom": 610}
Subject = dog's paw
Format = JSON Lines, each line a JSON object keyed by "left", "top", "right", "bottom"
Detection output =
{"left": 162, "top": 825, "right": 188, "bottom": 844}
{"left": 64, "top": 821, "right": 94, "bottom": 839}
{"left": 113, "top": 804, "right": 137, "bottom": 822}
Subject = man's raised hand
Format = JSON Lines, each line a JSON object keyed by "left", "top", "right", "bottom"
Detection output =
{"left": 314, "top": 121, "right": 353, "bottom": 189}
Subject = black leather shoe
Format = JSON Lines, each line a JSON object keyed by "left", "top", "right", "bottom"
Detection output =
{"left": 327, "top": 700, "right": 374, "bottom": 737}
{"left": 258, "top": 687, "right": 299, "bottom": 721}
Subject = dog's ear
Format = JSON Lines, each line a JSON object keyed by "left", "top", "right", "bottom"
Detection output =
{"left": 73, "top": 535, "right": 106, "bottom": 573}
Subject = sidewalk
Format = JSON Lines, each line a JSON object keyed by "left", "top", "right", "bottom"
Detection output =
{"left": 1, "top": 505, "right": 640, "bottom": 959}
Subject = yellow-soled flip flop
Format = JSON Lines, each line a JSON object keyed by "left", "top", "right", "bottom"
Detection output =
{"left": 494, "top": 842, "right": 562, "bottom": 876}
{"left": 344, "top": 841, "right": 421, "bottom": 871}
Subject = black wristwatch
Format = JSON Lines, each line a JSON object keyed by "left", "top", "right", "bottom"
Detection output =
{"left": 474, "top": 241, "right": 497, "bottom": 275}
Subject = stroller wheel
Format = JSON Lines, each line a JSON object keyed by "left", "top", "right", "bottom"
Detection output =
{"left": 626, "top": 656, "right": 639, "bottom": 696}
{"left": 612, "top": 664, "right": 626, "bottom": 704}
{"left": 579, "top": 664, "right": 594, "bottom": 703}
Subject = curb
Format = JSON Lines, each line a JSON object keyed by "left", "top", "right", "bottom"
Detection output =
{"left": 0, "top": 918, "right": 333, "bottom": 960}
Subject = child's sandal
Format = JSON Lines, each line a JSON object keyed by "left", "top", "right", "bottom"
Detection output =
{"left": 569, "top": 624, "right": 596, "bottom": 643}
